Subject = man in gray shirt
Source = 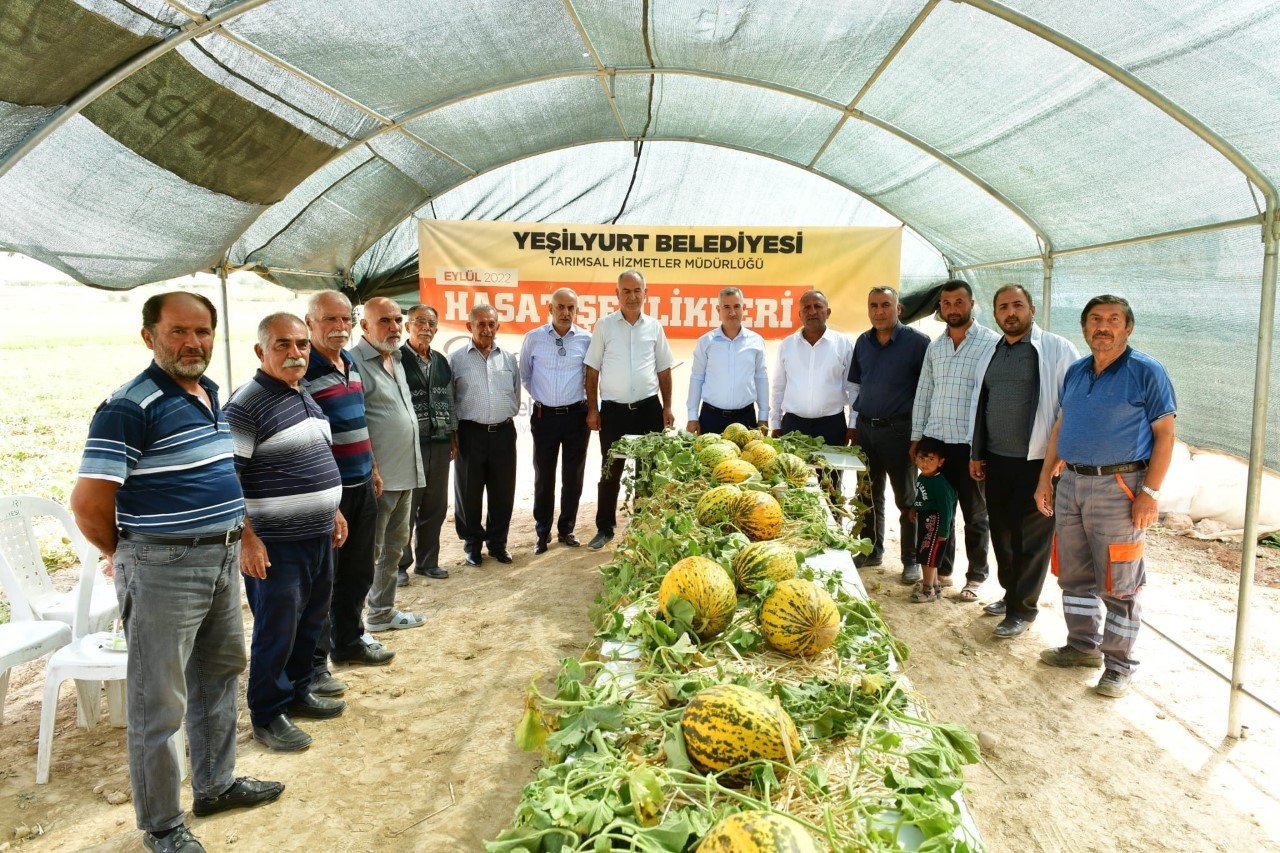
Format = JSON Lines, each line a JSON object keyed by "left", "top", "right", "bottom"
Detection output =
{"left": 970, "top": 284, "right": 1078, "bottom": 637}
{"left": 352, "top": 297, "right": 426, "bottom": 633}
{"left": 450, "top": 304, "right": 521, "bottom": 566}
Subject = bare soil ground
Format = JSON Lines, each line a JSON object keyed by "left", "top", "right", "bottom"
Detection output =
{"left": 3, "top": 500, "right": 1279, "bottom": 852}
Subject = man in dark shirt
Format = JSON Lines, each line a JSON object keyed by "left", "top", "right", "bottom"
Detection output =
{"left": 848, "top": 286, "right": 929, "bottom": 583}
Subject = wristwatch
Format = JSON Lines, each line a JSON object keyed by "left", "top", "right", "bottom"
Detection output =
{"left": 1140, "top": 484, "right": 1161, "bottom": 500}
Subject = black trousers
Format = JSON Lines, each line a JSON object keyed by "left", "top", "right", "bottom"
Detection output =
{"left": 399, "top": 439, "right": 452, "bottom": 573}
{"left": 531, "top": 405, "right": 590, "bottom": 541}
{"left": 314, "top": 477, "right": 376, "bottom": 670}
{"left": 595, "top": 396, "right": 663, "bottom": 534}
{"left": 698, "top": 402, "right": 757, "bottom": 436}
{"left": 935, "top": 440, "right": 990, "bottom": 583}
{"left": 781, "top": 411, "right": 848, "bottom": 491}
{"left": 857, "top": 414, "right": 917, "bottom": 565}
{"left": 454, "top": 419, "right": 517, "bottom": 551}
{"left": 985, "top": 454, "right": 1054, "bottom": 620}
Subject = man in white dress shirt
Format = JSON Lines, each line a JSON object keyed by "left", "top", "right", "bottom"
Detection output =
{"left": 520, "top": 288, "right": 592, "bottom": 554}
{"left": 685, "top": 287, "right": 770, "bottom": 435}
{"left": 584, "top": 270, "right": 676, "bottom": 550}
{"left": 769, "top": 289, "right": 855, "bottom": 448}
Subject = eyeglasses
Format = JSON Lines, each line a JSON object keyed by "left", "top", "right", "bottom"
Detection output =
{"left": 555, "top": 337, "right": 566, "bottom": 356}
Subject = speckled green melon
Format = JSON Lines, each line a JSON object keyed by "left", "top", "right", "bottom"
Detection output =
{"left": 722, "top": 422, "right": 752, "bottom": 447}
{"left": 657, "top": 556, "right": 738, "bottom": 640}
{"left": 680, "top": 684, "right": 801, "bottom": 786}
{"left": 698, "top": 440, "right": 741, "bottom": 468}
{"left": 698, "top": 811, "right": 819, "bottom": 853}
{"left": 744, "top": 428, "right": 765, "bottom": 445}
{"left": 693, "top": 432, "right": 725, "bottom": 454}
{"left": 765, "top": 452, "right": 810, "bottom": 487}
{"left": 760, "top": 579, "right": 841, "bottom": 657}
{"left": 728, "top": 490, "right": 783, "bottom": 541}
{"left": 731, "top": 541, "right": 799, "bottom": 592}
{"left": 713, "top": 458, "right": 759, "bottom": 484}
{"left": 696, "top": 484, "right": 742, "bottom": 526}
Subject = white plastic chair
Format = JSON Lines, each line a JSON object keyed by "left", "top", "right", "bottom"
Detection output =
{"left": 0, "top": 599, "right": 71, "bottom": 724}
{"left": 35, "top": 532, "right": 186, "bottom": 784}
{"left": 0, "top": 495, "right": 118, "bottom": 633}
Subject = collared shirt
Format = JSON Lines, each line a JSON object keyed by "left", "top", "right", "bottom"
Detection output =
{"left": 769, "top": 328, "right": 856, "bottom": 430}
{"left": 450, "top": 341, "right": 521, "bottom": 424}
{"left": 686, "top": 325, "right": 770, "bottom": 422}
{"left": 1057, "top": 346, "right": 1176, "bottom": 466}
{"left": 980, "top": 337, "right": 1039, "bottom": 458}
{"left": 302, "top": 347, "right": 373, "bottom": 487}
{"left": 519, "top": 323, "right": 591, "bottom": 407}
{"left": 584, "top": 311, "right": 674, "bottom": 404}
{"left": 849, "top": 322, "right": 930, "bottom": 420}
{"left": 911, "top": 321, "right": 1001, "bottom": 444}
{"left": 401, "top": 343, "right": 458, "bottom": 442}
{"left": 351, "top": 338, "right": 424, "bottom": 492}
{"left": 971, "top": 323, "right": 1079, "bottom": 462}
{"left": 78, "top": 362, "right": 244, "bottom": 535}
{"left": 225, "top": 370, "right": 342, "bottom": 541}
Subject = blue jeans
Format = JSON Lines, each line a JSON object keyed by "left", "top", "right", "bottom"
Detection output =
{"left": 114, "top": 540, "right": 246, "bottom": 834}
{"left": 244, "top": 535, "right": 333, "bottom": 727}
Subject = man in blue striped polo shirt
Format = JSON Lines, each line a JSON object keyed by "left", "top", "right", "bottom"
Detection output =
{"left": 71, "top": 292, "right": 283, "bottom": 853}
{"left": 226, "top": 313, "right": 348, "bottom": 753}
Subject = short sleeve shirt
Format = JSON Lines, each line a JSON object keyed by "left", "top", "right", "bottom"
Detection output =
{"left": 1056, "top": 347, "right": 1176, "bottom": 466}
{"left": 583, "top": 312, "right": 674, "bottom": 403}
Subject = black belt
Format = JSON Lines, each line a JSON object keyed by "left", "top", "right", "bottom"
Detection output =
{"left": 860, "top": 414, "right": 910, "bottom": 427}
{"left": 118, "top": 526, "right": 243, "bottom": 547}
{"left": 701, "top": 403, "right": 754, "bottom": 419}
{"left": 460, "top": 418, "right": 514, "bottom": 432}
{"left": 603, "top": 395, "right": 657, "bottom": 411}
{"left": 1064, "top": 460, "right": 1147, "bottom": 476}
{"left": 534, "top": 400, "right": 587, "bottom": 415}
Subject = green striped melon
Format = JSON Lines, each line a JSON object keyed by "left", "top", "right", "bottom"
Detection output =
{"left": 698, "top": 812, "right": 819, "bottom": 853}
{"left": 680, "top": 683, "right": 801, "bottom": 786}
{"left": 657, "top": 556, "right": 738, "bottom": 640}
{"left": 740, "top": 441, "right": 777, "bottom": 470}
{"left": 713, "top": 458, "right": 759, "bottom": 484}
{"left": 731, "top": 541, "right": 799, "bottom": 592}
{"left": 728, "top": 490, "right": 783, "bottom": 541}
{"left": 765, "top": 452, "right": 810, "bottom": 487}
{"left": 760, "top": 579, "right": 841, "bottom": 657}
{"left": 722, "top": 422, "right": 752, "bottom": 447}
{"left": 696, "top": 484, "right": 741, "bottom": 525}
{"left": 698, "top": 440, "right": 741, "bottom": 468}
{"left": 744, "top": 428, "right": 765, "bottom": 445}
{"left": 693, "top": 432, "right": 724, "bottom": 454}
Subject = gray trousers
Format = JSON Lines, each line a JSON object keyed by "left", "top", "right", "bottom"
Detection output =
{"left": 399, "top": 441, "right": 452, "bottom": 573}
{"left": 365, "top": 488, "right": 413, "bottom": 624}
{"left": 1054, "top": 469, "right": 1146, "bottom": 674}
{"left": 113, "top": 540, "right": 246, "bottom": 834}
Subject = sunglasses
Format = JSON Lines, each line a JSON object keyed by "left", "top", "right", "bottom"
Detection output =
{"left": 555, "top": 337, "right": 566, "bottom": 356}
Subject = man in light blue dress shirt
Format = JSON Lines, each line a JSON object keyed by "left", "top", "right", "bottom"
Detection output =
{"left": 685, "top": 287, "right": 770, "bottom": 436}
{"left": 519, "top": 288, "right": 592, "bottom": 554}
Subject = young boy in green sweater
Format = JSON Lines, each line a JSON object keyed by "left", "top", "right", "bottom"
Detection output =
{"left": 909, "top": 436, "right": 957, "bottom": 603}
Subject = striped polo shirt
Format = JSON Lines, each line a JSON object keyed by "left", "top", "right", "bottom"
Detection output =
{"left": 225, "top": 370, "right": 343, "bottom": 541}
{"left": 302, "top": 348, "right": 374, "bottom": 487}
{"left": 78, "top": 362, "right": 244, "bottom": 535}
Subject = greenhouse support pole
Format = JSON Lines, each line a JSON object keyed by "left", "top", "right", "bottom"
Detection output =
{"left": 1040, "top": 254, "right": 1054, "bottom": 331}
{"left": 218, "top": 263, "right": 233, "bottom": 393}
{"left": 1228, "top": 201, "right": 1279, "bottom": 738}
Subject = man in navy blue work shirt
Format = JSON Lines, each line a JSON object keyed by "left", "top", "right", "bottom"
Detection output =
{"left": 520, "top": 288, "right": 592, "bottom": 555}
{"left": 685, "top": 287, "right": 770, "bottom": 436}
{"left": 1034, "top": 295, "right": 1175, "bottom": 698}
{"left": 71, "top": 292, "right": 283, "bottom": 853}
{"left": 848, "top": 286, "right": 929, "bottom": 583}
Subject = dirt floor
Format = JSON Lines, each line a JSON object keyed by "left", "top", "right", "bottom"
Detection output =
{"left": 2, "top": 500, "right": 1279, "bottom": 851}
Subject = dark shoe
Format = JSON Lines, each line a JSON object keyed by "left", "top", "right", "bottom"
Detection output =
{"left": 992, "top": 617, "right": 1029, "bottom": 639}
{"left": 900, "top": 563, "right": 922, "bottom": 584}
{"left": 854, "top": 552, "right": 883, "bottom": 568}
{"left": 464, "top": 547, "right": 483, "bottom": 567}
{"left": 982, "top": 600, "right": 1007, "bottom": 616}
{"left": 557, "top": 533, "right": 581, "bottom": 547}
{"left": 288, "top": 693, "right": 347, "bottom": 719}
{"left": 331, "top": 636, "right": 396, "bottom": 666}
{"left": 1095, "top": 669, "right": 1132, "bottom": 698}
{"left": 192, "top": 777, "right": 285, "bottom": 817}
{"left": 414, "top": 566, "right": 449, "bottom": 579}
{"left": 396, "top": 568, "right": 409, "bottom": 587}
{"left": 588, "top": 530, "right": 613, "bottom": 550}
{"left": 144, "top": 826, "right": 205, "bottom": 852}
{"left": 310, "top": 671, "right": 347, "bottom": 697}
{"left": 534, "top": 538, "right": 549, "bottom": 555}
{"left": 252, "top": 715, "right": 312, "bottom": 752}
{"left": 1040, "top": 644, "right": 1104, "bottom": 668}
{"left": 491, "top": 548, "right": 513, "bottom": 564}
